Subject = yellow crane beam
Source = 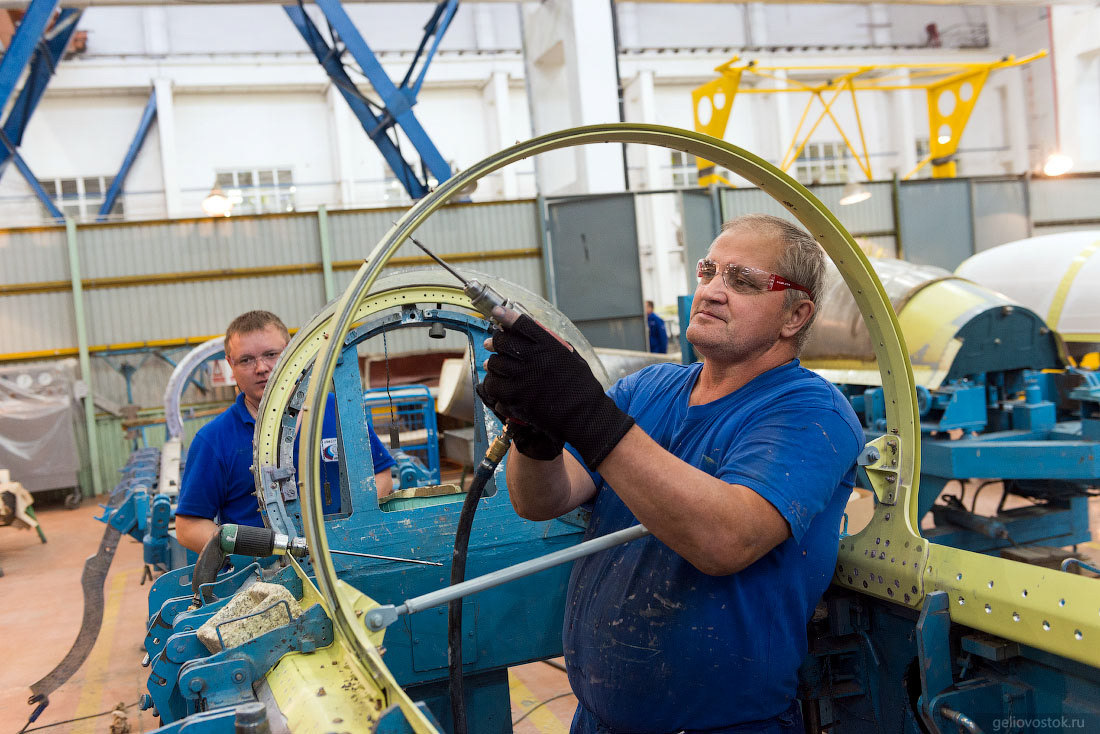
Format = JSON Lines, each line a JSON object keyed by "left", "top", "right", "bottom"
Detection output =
{"left": 692, "top": 51, "right": 1046, "bottom": 183}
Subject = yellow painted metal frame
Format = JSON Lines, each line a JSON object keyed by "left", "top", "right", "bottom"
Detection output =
{"left": 1046, "top": 238, "right": 1100, "bottom": 334}
{"left": 691, "top": 53, "right": 1045, "bottom": 183}
{"left": 286, "top": 124, "right": 1099, "bottom": 716}
{"left": 263, "top": 556, "right": 432, "bottom": 733}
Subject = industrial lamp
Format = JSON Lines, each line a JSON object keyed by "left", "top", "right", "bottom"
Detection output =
{"left": 839, "top": 181, "right": 871, "bottom": 206}
{"left": 201, "top": 185, "right": 232, "bottom": 217}
{"left": 1042, "top": 152, "right": 1073, "bottom": 177}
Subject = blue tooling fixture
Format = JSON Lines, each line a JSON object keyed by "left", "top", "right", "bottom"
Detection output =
{"left": 98, "top": 89, "right": 157, "bottom": 221}
{"left": 366, "top": 384, "right": 443, "bottom": 484}
{"left": 135, "top": 272, "right": 601, "bottom": 733}
{"left": 799, "top": 585, "right": 1100, "bottom": 733}
{"left": 285, "top": 0, "right": 457, "bottom": 200}
{"left": 0, "top": 1, "right": 81, "bottom": 221}
{"left": 790, "top": 258, "right": 1098, "bottom": 553}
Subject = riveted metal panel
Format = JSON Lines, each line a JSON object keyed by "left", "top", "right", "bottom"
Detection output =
{"left": 77, "top": 214, "right": 322, "bottom": 278}
{"left": 972, "top": 180, "right": 1029, "bottom": 253}
{"left": 0, "top": 227, "right": 68, "bottom": 284}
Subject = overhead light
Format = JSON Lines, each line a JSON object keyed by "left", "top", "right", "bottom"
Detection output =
{"left": 201, "top": 186, "right": 232, "bottom": 217}
{"left": 1042, "top": 152, "right": 1073, "bottom": 177}
{"left": 839, "top": 181, "right": 872, "bottom": 206}
{"left": 937, "top": 135, "right": 951, "bottom": 145}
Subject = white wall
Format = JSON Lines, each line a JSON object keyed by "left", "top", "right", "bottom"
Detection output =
{"left": 1, "top": 0, "right": 1089, "bottom": 229}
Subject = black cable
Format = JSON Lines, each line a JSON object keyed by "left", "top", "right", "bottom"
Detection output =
{"left": 542, "top": 658, "right": 568, "bottom": 673}
{"left": 969, "top": 480, "right": 1000, "bottom": 514}
{"left": 512, "top": 691, "right": 576, "bottom": 726}
{"left": 448, "top": 428, "right": 512, "bottom": 734}
{"left": 20, "top": 701, "right": 139, "bottom": 733}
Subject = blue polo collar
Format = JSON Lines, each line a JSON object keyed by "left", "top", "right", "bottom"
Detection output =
{"left": 229, "top": 391, "right": 255, "bottom": 427}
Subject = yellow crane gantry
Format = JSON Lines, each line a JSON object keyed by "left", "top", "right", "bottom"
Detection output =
{"left": 692, "top": 52, "right": 1046, "bottom": 184}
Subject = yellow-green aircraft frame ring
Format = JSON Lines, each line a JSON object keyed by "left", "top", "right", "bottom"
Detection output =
{"left": 297, "top": 124, "right": 1100, "bottom": 688}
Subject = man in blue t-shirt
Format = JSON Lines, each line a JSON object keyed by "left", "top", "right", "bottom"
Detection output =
{"left": 479, "top": 214, "right": 863, "bottom": 733}
{"left": 176, "top": 311, "right": 394, "bottom": 553}
{"left": 645, "top": 300, "right": 668, "bottom": 354}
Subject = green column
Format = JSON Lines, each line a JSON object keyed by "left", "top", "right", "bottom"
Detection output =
{"left": 317, "top": 205, "right": 336, "bottom": 302}
{"left": 66, "top": 219, "right": 103, "bottom": 497}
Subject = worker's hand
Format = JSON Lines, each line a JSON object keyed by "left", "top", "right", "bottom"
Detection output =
{"left": 477, "top": 314, "right": 634, "bottom": 469}
{"left": 479, "top": 397, "right": 565, "bottom": 461}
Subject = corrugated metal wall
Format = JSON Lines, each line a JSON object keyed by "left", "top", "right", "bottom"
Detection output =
{"left": 1030, "top": 177, "right": 1100, "bottom": 234}
{"left": 719, "top": 181, "right": 898, "bottom": 257}
{"left": 2, "top": 201, "right": 542, "bottom": 407}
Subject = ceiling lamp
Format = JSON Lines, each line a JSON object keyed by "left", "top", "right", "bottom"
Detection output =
{"left": 201, "top": 186, "right": 232, "bottom": 217}
{"left": 1042, "top": 153, "right": 1073, "bottom": 177}
{"left": 839, "top": 181, "right": 872, "bottom": 206}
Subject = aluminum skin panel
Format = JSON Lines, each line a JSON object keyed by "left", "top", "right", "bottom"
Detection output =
{"left": 956, "top": 230, "right": 1100, "bottom": 342}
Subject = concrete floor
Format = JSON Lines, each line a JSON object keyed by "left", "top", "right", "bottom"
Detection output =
{"left": 3, "top": 488, "right": 1098, "bottom": 734}
{"left": 0, "top": 497, "right": 575, "bottom": 734}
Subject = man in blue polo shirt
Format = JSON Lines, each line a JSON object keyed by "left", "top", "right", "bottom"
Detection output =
{"left": 645, "top": 300, "right": 668, "bottom": 354}
{"left": 479, "top": 214, "right": 863, "bottom": 733}
{"left": 176, "top": 310, "right": 394, "bottom": 553}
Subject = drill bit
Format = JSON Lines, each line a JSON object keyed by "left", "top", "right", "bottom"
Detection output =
{"left": 406, "top": 233, "right": 470, "bottom": 286}
{"left": 328, "top": 549, "right": 443, "bottom": 566}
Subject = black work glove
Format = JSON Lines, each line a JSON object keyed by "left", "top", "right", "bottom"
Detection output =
{"left": 479, "top": 395, "right": 565, "bottom": 461}
{"left": 476, "top": 385, "right": 564, "bottom": 460}
{"left": 477, "top": 315, "right": 635, "bottom": 469}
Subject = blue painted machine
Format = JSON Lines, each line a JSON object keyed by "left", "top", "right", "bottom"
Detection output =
{"left": 132, "top": 271, "right": 608, "bottom": 733}
{"left": 798, "top": 258, "right": 1098, "bottom": 553}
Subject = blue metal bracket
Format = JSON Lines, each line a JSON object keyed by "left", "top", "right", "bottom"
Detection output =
{"left": 0, "top": 3, "right": 81, "bottom": 219}
{"left": 916, "top": 590, "right": 954, "bottom": 731}
{"left": 0, "top": 0, "right": 61, "bottom": 119}
{"left": 178, "top": 603, "right": 335, "bottom": 712}
{"left": 0, "top": 128, "right": 63, "bottom": 220}
{"left": 98, "top": 88, "right": 157, "bottom": 221}
{"left": 284, "top": 0, "right": 455, "bottom": 199}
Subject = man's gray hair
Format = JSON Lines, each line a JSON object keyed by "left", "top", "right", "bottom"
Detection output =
{"left": 720, "top": 214, "right": 826, "bottom": 351}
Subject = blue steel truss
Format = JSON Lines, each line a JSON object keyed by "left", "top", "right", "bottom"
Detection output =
{"left": 0, "top": 1, "right": 81, "bottom": 220}
{"left": 98, "top": 89, "right": 157, "bottom": 221}
{"left": 285, "top": 0, "right": 456, "bottom": 200}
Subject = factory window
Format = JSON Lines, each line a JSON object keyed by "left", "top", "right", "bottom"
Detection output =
{"left": 670, "top": 151, "right": 700, "bottom": 188}
{"left": 216, "top": 168, "right": 296, "bottom": 214}
{"left": 36, "top": 175, "right": 123, "bottom": 221}
{"left": 794, "top": 142, "right": 850, "bottom": 185}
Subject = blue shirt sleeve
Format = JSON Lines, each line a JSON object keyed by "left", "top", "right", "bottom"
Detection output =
{"left": 176, "top": 431, "right": 225, "bottom": 520}
{"left": 369, "top": 424, "right": 396, "bottom": 474}
{"left": 717, "top": 405, "right": 862, "bottom": 543}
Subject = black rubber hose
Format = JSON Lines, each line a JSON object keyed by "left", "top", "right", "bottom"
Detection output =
{"left": 448, "top": 429, "right": 511, "bottom": 734}
{"left": 191, "top": 528, "right": 227, "bottom": 605}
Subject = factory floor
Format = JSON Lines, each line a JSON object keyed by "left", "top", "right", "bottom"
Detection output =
{"left": 3, "top": 488, "right": 1099, "bottom": 734}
